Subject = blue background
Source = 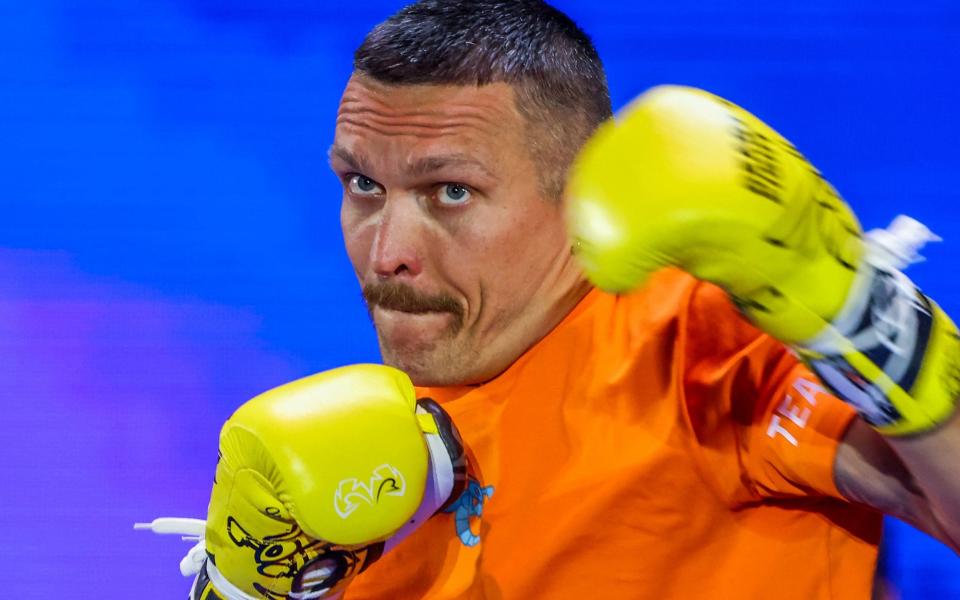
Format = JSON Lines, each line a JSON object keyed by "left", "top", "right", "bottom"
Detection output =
{"left": 1, "top": 0, "right": 957, "bottom": 596}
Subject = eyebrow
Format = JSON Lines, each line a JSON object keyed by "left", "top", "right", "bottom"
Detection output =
{"left": 328, "top": 145, "right": 372, "bottom": 174}
{"left": 328, "top": 145, "right": 497, "bottom": 181}
{"left": 407, "top": 154, "right": 497, "bottom": 180}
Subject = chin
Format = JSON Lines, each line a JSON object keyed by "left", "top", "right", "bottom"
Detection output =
{"left": 381, "top": 355, "right": 443, "bottom": 386}
{"left": 379, "top": 342, "right": 433, "bottom": 381}
{"left": 379, "top": 345, "right": 459, "bottom": 387}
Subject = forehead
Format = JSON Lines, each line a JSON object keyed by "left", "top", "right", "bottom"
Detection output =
{"left": 334, "top": 75, "right": 526, "bottom": 169}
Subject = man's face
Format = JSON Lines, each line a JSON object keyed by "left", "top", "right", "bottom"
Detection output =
{"left": 332, "top": 75, "right": 579, "bottom": 386}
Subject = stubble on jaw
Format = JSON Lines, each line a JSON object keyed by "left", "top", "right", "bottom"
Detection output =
{"left": 361, "top": 281, "right": 474, "bottom": 384}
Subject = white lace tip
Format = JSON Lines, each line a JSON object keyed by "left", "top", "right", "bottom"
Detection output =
{"left": 133, "top": 517, "right": 207, "bottom": 536}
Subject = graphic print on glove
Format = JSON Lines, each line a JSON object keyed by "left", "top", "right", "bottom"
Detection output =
{"left": 226, "top": 514, "right": 382, "bottom": 599}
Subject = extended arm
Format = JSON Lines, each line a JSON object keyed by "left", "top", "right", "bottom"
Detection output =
{"left": 566, "top": 85, "right": 960, "bottom": 551}
{"left": 836, "top": 414, "right": 960, "bottom": 552}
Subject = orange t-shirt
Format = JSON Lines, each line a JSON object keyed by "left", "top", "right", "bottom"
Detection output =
{"left": 346, "top": 269, "right": 882, "bottom": 599}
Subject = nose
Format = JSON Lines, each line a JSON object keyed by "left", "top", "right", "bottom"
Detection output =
{"left": 370, "top": 195, "right": 424, "bottom": 280}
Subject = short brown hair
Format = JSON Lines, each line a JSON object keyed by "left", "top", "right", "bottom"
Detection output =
{"left": 354, "top": 0, "right": 613, "bottom": 199}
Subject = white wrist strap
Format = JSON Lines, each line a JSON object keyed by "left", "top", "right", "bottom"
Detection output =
{"left": 204, "top": 560, "right": 263, "bottom": 600}
{"left": 383, "top": 407, "right": 456, "bottom": 552}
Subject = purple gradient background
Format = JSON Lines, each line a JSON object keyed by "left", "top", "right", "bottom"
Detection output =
{"left": 2, "top": 0, "right": 958, "bottom": 596}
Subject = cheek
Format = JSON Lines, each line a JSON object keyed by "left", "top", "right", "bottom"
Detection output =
{"left": 475, "top": 207, "right": 568, "bottom": 300}
{"left": 508, "top": 201, "right": 567, "bottom": 257}
{"left": 340, "top": 201, "right": 371, "bottom": 276}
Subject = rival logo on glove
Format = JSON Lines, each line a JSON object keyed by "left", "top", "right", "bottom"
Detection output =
{"left": 333, "top": 464, "right": 406, "bottom": 519}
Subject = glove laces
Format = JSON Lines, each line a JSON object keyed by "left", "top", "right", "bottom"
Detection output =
{"left": 134, "top": 517, "right": 207, "bottom": 577}
{"left": 865, "top": 214, "right": 940, "bottom": 273}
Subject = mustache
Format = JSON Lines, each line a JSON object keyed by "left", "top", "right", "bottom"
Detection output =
{"left": 362, "top": 282, "right": 465, "bottom": 331}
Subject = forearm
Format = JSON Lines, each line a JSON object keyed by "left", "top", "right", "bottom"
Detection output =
{"left": 821, "top": 266, "right": 960, "bottom": 546}
{"left": 823, "top": 277, "right": 960, "bottom": 550}
{"left": 886, "top": 407, "right": 960, "bottom": 549}
{"left": 564, "top": 83, "right": 960, "bottom": 549}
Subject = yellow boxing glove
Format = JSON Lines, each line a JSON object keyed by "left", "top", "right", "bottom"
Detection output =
{"left": 566, "top": 85, "right": 960, "bottom": 436}
{"left": 139, "top": 364, "right": 467, "bottom": 599}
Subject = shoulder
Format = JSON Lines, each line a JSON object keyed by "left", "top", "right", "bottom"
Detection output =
{"left": 607, "top": 267, "right": 700, "bottom": 335}
{"left": 608, "top": 268, "right": 765, "bottom": 357}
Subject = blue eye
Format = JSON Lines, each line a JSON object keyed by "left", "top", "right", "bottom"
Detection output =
{"left": 437, "top": 184, "right": 471, "bottom": 206}
{"left": 348, "top": 175, "right": 383, "bottom": 195}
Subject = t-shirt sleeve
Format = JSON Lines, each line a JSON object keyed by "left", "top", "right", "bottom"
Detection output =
{"left": 682, "top": 281, "right": 858, "bottom": 504}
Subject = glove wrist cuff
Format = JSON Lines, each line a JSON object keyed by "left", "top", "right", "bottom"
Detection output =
{"left": 203, "top": 560, "right": 262, "bottom": 600}
{"left": 383, "top": 398, "right": 468, "bottom": 552}
{"left": 795, "top": 217, "right": 960, "bottom": 435}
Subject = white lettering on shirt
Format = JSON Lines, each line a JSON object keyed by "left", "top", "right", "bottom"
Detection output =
{"left": 766, "top": 378, "right": 826, "bottom": 447}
